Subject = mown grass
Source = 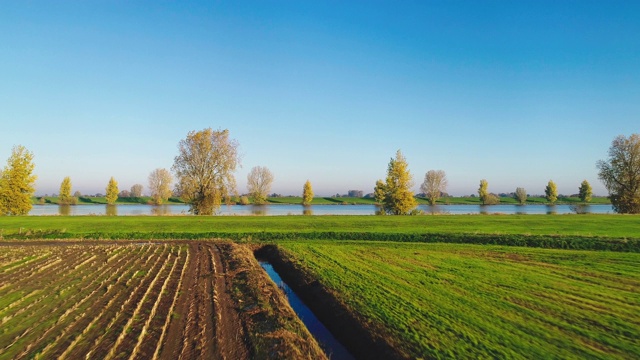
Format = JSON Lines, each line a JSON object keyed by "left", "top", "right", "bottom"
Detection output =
{"left": 279, "top": 241, "right": 640, "bottom": 359}
{"left": 1, "top": 215, "right": 638, "bottom": 239}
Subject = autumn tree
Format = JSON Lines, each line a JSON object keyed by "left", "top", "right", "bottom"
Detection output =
{"left": 514, "top": 187, "right": 527, "bottom": 205}
{"left": 302, "top": 180, "right": 314, "bottom": 205}
{"left": 578, "top": 180, "right": 592, "bottom": 203}
{"left": 148, "top": 168, "right": 173, "bottom": 205}
{"left": 247, "top": 166, "right": 274, "bottom": 205}
{"left": 478, "top": 179, "right": 489, "bottom": 205}
{"left": 172, "top": 128, "right": 240, "bottom": 215}
{"left": 0, "top": 145, "right": 37, "bottom": 215}
{"left": 420, "top": 170, "right": 448, "bottom": 205}
{"left": 377, "top": 150, "right": 417, "bottom": 215}
{"left": 130, "top": 184, "right": 143, "bottom": 198}
{"left": 59, "top": 177, "right": 73, "bottom": 205}
{"left": 545, "top": 180, "right": 558, "bottom": 204}
{"left": 105, "top": 177, "right": 119, "bottom": 205}
{"left": 373, "top": 179, "right": 386, "bottom": 204}
{"left": 597, "top": 134, "right": 640, "bottom": 213}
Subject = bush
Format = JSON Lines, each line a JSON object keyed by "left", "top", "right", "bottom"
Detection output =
{"left": 484, "top": 194, "right": 500, "bottom": 205}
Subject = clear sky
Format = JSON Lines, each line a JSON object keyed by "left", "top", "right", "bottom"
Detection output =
{"left": 1, "top": 1, "right": 638, "bottom": 197}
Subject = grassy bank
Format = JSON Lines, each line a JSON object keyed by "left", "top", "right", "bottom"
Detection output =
{"left": 278, "top": 241, "right": 640, "bottom": 359}
{"left": 1, "top": 215, "right": 639, "bottom": 251}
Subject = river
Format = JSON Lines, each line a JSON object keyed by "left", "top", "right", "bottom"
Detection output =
{"left": 28, "top": 204, "right": 614, "bottom": 216}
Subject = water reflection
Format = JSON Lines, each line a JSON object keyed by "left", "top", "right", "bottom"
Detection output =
{"left": 251, "top": 205, "right": 268, "bottom": 216}
{"left": 28, "top": 203, "right": 614, "bottom": 216}
{"left": 151, "top": 205, "right": 171, "bottom": 216}
{"left": 58, "top": 204, "right": 71, "bottom": 216}
{"left": 569, "top": 204, "right": 589, "bottom": 214}
{"left": 423, "top": 205, "right": 451, "bottom": 215}
{"left": 106, "top": 205, "right": 118, "bottom": 216}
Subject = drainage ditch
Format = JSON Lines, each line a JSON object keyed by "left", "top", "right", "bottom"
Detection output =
{"left": 258, "top": 259, "right": 355, "bottom": 360}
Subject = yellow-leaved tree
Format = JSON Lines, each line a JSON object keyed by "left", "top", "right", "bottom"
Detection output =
{"left": 0, "top": 145, "right": 37, "bottom": 216}
{"left": 302, "top": 180, "right": 314, "bottom": 205}
{"left": 376, "top": 150, "right": 417, "bottom": 215}
{"left": 105, "top": 177, "right": 119, "bottom": 205}
{"left": 545, "top": 180, "right": 558, "bottom": 204}
{"left": 478, "top": 179, "right": 489, "bottom": 204}
{"left": 374, "top": 179, "right": 386, "bottom": 204}
{"left": 578, "top": 180, "right": 592, "bottom": 203}
{"left": 172, "top": 128, "right": 240, "bottom": 215}
{"left": 59, "top": 176, "right": 73, "bottom": 205}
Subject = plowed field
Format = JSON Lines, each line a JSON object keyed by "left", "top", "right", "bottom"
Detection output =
{"left": 0, "top": 242, "right": 249, "bottom": 360}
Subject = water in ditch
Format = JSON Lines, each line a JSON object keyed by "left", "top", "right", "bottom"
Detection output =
{"left": 258, "top": 260, "right": 355, "bottom": 360}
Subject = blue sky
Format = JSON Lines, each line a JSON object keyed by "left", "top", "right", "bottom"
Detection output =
{"left": 1, "top": 1, "right": 638, "bottom": 197}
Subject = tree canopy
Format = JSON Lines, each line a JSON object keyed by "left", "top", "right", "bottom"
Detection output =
{"left": 377, "top": 150, "right": 417, "bottom": 215}
{"left": 148, "top": 168, "right": 173, "bottom": 205}
{"left": 172, "top": 128, "right": 240, "bottom": 215}
{"left": 514, "top": 187, "right": 527, "bottom": 205}
{"left": 302, "top": 180, "right": 314, "bottom": 206}
{"left": 59, "top": 177, "right": 73, "bottom": 205}
{"left": 478, "top": 179, "right": 489, "bottom": 205}
{"left": 0, "top": 145, "right": 37, "bottom": 216}
{"left": 247, "top": 166, "right": 274, "bottom": 205}
{"left": 130, "top": 184, "right": 143, "bottom": 198}
{"left": 106, "top": 177, "right": 119, "bottom": 205}
{"left": 578, "top": 180, "right": 592, "bottom": 203}
{"left": 545, "top": 180, "right": 558, "bottom": 204}
{"left": 597, "top": 134, "right": 640, "bottom": 213}
{"left": 420, "top": 170, "right": 448, "bottom": 205}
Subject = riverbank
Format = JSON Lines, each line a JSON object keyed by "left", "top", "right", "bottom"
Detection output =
{"left": 32, "top": 195, "right": 610, "bottom": 206}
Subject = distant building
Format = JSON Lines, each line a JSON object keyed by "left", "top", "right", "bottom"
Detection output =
{"left": 348, "top": 190, "right": 364, "bottom": 198}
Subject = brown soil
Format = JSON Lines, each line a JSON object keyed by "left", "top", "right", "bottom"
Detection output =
{"left": 159, "top": 242, "right": 250, "bottom": 360}
{"left": 0, "top": 241, "right": 330, "bottom": 360}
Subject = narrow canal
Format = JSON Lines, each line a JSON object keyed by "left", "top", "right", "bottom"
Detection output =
{"left": 258, "top": 260, "right": 355, "bottom": 360}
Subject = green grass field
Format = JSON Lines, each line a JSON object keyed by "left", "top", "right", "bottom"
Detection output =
{"left": 279, "top": 241, "right": 640, "bottom": 359}
{"left": 1, "top": 215, "right": 639, "bottom": 240}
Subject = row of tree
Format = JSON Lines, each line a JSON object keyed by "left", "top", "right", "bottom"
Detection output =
{"left": 1, "top": 131, "right": 638, "bottom": 215}
{"left": 53, "top": 168, "right": 174, "bottom": 207}
{"left": 371, "top": 133, "right": 638, "bottom": 215}
{"left": 371, "top": 151, "right": 595, "bottom": 215}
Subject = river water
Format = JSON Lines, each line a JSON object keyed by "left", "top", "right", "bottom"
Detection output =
{"left": 28, "top": 204, "right": 614, "bottom": 216}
